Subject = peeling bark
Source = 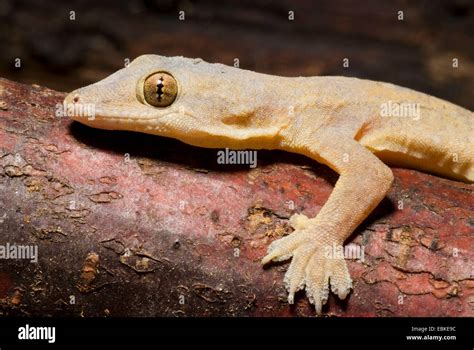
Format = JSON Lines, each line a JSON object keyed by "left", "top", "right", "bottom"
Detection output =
{"left": 0, "top": 78, "right": 472, "bottom": 316}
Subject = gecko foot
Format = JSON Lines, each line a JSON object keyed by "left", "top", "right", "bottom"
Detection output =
{"left": 262, "top": 213, "right": 352, "bottom": 314}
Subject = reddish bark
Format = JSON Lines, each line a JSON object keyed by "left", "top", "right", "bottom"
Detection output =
{"left": 0, "top": 78, "right": 472, "bottom": 316}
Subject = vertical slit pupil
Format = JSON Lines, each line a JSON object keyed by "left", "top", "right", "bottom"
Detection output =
{"left": 156, "top": 77, "right": 164, "bottom": 101}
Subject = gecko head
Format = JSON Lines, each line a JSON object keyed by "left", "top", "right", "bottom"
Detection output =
{"left": 64, "top": 55, "right": 277, "bottom": 147}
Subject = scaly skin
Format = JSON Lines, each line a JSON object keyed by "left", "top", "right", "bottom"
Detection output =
{"left": 64, "top": 55, "right": 474, "bottom": 314}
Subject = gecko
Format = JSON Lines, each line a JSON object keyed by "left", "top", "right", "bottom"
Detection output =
{"left": 64, "top": 55, "right": 474, "bottom": 313}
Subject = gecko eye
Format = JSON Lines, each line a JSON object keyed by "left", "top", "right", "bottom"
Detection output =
{"left": 143, "top": 72, "right": 178, "bottom": 107}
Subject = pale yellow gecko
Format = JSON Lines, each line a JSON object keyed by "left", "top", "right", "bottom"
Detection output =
{"left": 64, "top": 55, "right": 474, "bottom": 313}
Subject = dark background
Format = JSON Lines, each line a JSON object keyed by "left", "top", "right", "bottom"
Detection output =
{"left": 1, "top": 0, "right": 473, "bottom": 109}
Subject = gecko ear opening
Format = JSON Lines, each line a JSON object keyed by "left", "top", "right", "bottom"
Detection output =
{"left": 137, "top": 71, "right": 178, "bottom": 107}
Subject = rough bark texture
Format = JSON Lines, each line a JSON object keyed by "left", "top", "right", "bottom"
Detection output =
{"left": 0, "top": 78, "right": 472, "bottom": 317}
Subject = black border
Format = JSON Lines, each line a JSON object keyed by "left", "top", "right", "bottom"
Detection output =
{"left": 0, "top": 317, "right": 472, "bottom": 347}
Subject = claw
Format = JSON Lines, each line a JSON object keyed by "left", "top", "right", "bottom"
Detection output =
{"left": 305, "top": 256, "right": 330, "bottom": 314}
{"left": 284, "top": 246, "right": 311, "bottom": 303}
{"left": 261, "top": 233, "right": 302, "bottom": 265}
{"left": 261, "top": 252, "right": 276, "bottom": 265}
{"left": 329, "top": 259, "right": 352, "bottom": 299}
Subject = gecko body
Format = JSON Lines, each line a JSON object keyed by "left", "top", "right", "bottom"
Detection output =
{"left": 65, "top": 55, "right": 473, "bottom": 313}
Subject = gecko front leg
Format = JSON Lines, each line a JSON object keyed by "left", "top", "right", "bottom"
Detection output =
{"left": 262, "top": 131, "right": 394, "bottom": 313}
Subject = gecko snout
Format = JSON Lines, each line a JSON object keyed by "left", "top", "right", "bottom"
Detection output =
{"left": 63, "top": 91, "right": 96, "bottom": 121}
{"left": 64, "top": 91, "right": 81, "bottom": 106}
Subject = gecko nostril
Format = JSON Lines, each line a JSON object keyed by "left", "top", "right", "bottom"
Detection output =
{"left": 73, "top": 95, "right": 80, "bottom": 103}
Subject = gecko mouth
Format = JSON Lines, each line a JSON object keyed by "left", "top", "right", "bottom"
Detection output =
{"left": 63, "top": 99, "right": 168, "bottom": 124}
{"left": 70, "top": 109, "right": 161, "bottom": 122}
{"left": 64, "top": 103, "right": 187, "bottom": 135}
{"left": 63, "top": 91, "right": 168, "bottom": 122}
